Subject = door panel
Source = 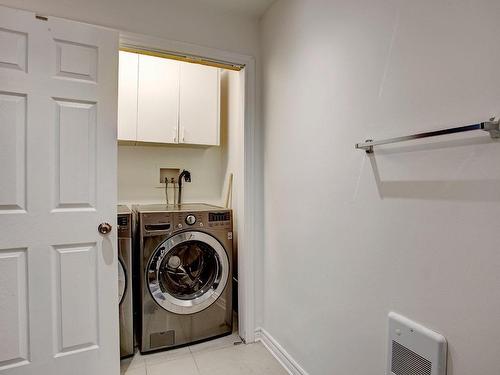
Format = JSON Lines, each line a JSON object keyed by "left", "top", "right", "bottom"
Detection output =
{"left": 54, "top": 39, "right": 98, "bottom": 82}
{"left": 53, "top": 244, "right": 98, "bottom": 356}
{"left": 0, "top": 248, "right": 29, "bottom": 370}
{"left": 54, "top": 98, "right": 97, "bottom": 209}
{"left": 0, "top": 5, "right": 118, "bottom": 375}
{"left": 0, "top": 92, "right": 26, "bottom": 211}
{"left": 0, "top": 28, "right": 27, "bottom": 72}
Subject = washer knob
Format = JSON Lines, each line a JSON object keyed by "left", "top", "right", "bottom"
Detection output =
{"left": 185, "top": 214, "right": 196, "bottom": 225}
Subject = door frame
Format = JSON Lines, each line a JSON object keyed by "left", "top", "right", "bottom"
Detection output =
{"left": 119, "top": 31, "right": 257, "bottom": 343}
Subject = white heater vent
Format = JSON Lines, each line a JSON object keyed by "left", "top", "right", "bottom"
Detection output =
{"left": 387, "top": 313, "right": 447, "bottom": 375}
{"left": 391, "top": 340, "right": 432, "bottom": 375}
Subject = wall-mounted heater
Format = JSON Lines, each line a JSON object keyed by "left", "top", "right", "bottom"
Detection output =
{"left": 387, "top": 312, "right": 447, "bottom": 375}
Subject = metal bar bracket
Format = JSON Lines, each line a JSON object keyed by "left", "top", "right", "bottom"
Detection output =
{"left": 483, "top": 117, "right": 500, "bottom": 138}
{"left": 356, "top": 117, "right": 499, "bottom": 153}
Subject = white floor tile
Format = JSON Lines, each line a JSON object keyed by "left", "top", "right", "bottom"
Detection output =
{"left": 147, "top": 355, "right": 200, "bottom": 375}
{"left": 120, "top": 365, "right": 147, "bottom": 375}
{"left": 120, "top": 335, "right": 286, "bottom": 375}
{"left": 120, "top": 352, "right": 146, "bottom": 374}
{"left": 143, "top": 346, "right": 192, "bottom": 366}
{"left": 188, "top": 333, "right": 243, "bottom": 354}
{"left": 193, "top": 342, "right": 288, "bottom": 375}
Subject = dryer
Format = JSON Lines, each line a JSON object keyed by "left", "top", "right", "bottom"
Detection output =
{"left": 135, "top": 204, "right": 233, "bottom": 353}
{"left": 118, "top": 205, "right": 134, "bottom": 357}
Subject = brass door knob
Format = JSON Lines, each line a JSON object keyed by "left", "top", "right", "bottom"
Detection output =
{"left": 98, "top": 222, "right": 112, "bottom": 234}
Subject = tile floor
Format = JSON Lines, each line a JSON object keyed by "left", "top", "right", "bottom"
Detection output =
{"left": 120, "top": 333, "right": 288, "bottom": 375}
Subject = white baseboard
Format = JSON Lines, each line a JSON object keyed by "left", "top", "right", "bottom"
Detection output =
{"left": 255, "top": 327, "right": 309, "bottom": 375}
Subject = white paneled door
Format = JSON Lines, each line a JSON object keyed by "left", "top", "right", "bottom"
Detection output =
{"left": 0, "top": 5, "right": 119, "bottom": 375}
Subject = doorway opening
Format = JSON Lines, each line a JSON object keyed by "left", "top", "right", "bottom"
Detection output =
{"left": 116, "top": 33, "right": 255, "bottom": 368}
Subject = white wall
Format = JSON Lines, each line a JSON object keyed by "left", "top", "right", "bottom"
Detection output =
{"left": 260, "top": 1, "right": 500, "bottom": 375}
{"left": 118, "top": 144, "right": 223, "bottom": 205}
{"left": 220, "top": 70, "right": 243, "bottom": 307}
{"left": 0, "top": 0, "right": 259, "bottom": 56}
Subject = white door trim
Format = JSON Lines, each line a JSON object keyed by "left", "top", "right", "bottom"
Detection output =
{"left": 119, "top": 31, "right": 257, "bottom": 343}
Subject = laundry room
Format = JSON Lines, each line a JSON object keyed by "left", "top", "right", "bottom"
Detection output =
{"left": 2, "top": 1, "right": 500, "bottom": 375}
{"left": 115, "top": 46, "right": 246, "bottom": 358}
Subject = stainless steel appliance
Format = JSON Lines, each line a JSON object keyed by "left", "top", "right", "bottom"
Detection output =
{"left": 118, "top": 205, "right": 134, "bottom": 358}
{"left": 135, "top": 204, "right": 233, "bottom": 353}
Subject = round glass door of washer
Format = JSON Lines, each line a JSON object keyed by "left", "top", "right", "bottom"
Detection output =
{"left": 147, "top": 231, "right": 229, "bottom": 315}
{"left": 118, "top": 258, "right": 126, "bottom": 304}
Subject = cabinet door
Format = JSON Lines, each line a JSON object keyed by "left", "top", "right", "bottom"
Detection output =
{"left": 137, "top": 55, "right": 180, "bottom": 143}
{"left": 179, "top": 63, "right": 220, "bottom": 146}
{"left": 117, "top": 51, "right": 138, "bottom": 141}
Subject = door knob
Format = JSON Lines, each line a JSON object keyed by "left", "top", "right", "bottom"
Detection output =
{"left": 98, "top": 222, "right": 112, "bottom": 234}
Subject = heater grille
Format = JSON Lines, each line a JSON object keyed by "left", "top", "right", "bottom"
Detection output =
{"left": 387, "top": 313, "right": 447, "bottom": 375}
{"left": 391, "top": 340, "right": 432, "bottom": 375}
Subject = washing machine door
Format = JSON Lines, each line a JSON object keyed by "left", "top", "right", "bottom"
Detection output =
{"left": 118, "top": 258, "right": 127, "bottom": 304}
{"left": 147, "top": 231, "right": 229, "bottom": 315}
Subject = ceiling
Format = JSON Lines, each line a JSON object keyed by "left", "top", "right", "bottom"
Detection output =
{"left": 197, "top": 0, "right": 276, "bottom": 18}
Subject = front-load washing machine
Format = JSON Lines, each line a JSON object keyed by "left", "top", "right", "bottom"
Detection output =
{"left": 118, "top": 205, "right": 134, "bottom": 357}
{"left": 135, "top": 204, "right": 233, "bottom": 353}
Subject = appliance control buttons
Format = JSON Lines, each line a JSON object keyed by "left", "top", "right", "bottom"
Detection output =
{"left": 177, "top": 223, "right": 183, "bottom": 229}
{"left": 185, "top": 214, "right": 196, "bottom": 225}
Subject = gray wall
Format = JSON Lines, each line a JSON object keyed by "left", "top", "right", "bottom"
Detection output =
{"left": 260, "top": 1, "right": 500, "bottom": 374}
{"left": 0, "top": 0, "right": 259, "bottom": 56}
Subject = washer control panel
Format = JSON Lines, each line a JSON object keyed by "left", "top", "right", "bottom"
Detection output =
{"left": 173, "top": 211, "right": 232, "bottom": 230}
{"left": 208, "top": 212, "right": 231, "bottom": 222}
{"left": 185, "top": 214, "right": 196, "bottom": 225}
{"left": 141, "top": 209, "right": 232, "bottom": 233}
{"left": 207, "top": 211, "right": 232, "bottom": 229}
{"left": 117, "top": 214, "right": 131, "bottom": 238}
{"left": 174, "top": 212, "right": 203, "bottom": 229}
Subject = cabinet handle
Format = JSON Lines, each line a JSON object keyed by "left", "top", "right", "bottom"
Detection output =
{"left": 173, "top": 127, "right": 178, "bottom": 143}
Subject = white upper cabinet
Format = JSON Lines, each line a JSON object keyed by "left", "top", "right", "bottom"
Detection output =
{"left": 137, "top": 54, "right": 180, "bottom": 144}
{"left": 179, "top": 63, "right": 220, "bottom": 146}
{"left": 117, "top": 51, "right": 138, "bottom": 141}
{"left": 117, "top": 51, "right": 220, "bottom": 146}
